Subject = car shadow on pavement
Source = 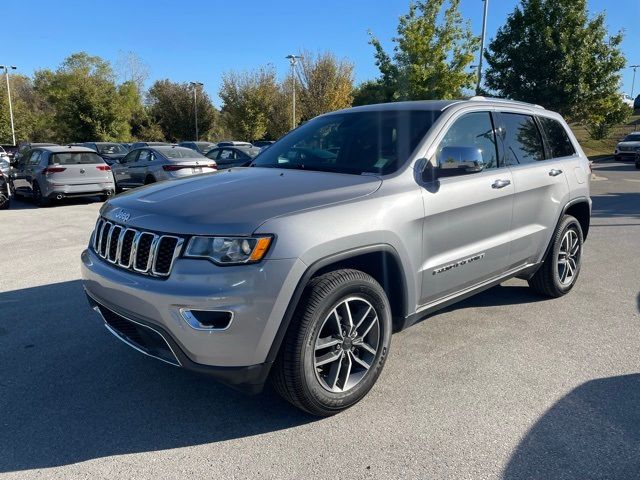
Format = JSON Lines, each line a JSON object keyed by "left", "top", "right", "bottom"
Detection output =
{"left": 591, "top": 163, "right": 638, "bottom": 173}
{"left": 440, "top": 284, "right": 547, "bottom": 313}
{"left": 503, "top": 374, "right": 640, "bottom": 480}
{"left": 0, "top": 280, "right": 315, "bottom": 473}
{"left": 8, "top": 196, "right": 104, "bottom": 210}
{"left": 591, "top": 192, "right": 640, "bottom": 219}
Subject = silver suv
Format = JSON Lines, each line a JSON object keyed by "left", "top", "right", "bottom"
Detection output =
{"left": 81, "top": 98, "right": 591, "bottom": 416}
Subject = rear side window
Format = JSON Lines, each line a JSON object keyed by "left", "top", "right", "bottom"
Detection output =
{"left": 49, "top": 152, "right": 103, "bottom": 165}
{"left": 539, "top": 117, "right": 576, "bottom": 158}
{"left": 501, "top": 113, "right": 545, "bottom": 165}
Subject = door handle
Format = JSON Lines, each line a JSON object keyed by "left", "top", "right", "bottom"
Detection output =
{"left": 548, "top": 169, "right": 563, "bottom": 177}
{"left": 491, "top": 179, "right": 511, "bottom": 189}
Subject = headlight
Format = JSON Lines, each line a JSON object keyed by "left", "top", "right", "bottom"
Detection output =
{"left": 184, "top": 235, "right": 272, "bottom": 265}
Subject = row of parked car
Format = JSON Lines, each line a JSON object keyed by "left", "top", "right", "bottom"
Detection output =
{"left": 0, "top": 139, "right": 274, "bottom": 209}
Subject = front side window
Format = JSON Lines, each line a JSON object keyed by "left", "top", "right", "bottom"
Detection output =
{"left": 121, "top": 151, "right": 137, "bottom": 164}
{"left": 28, "top": 151, "right": 42, "bottom": 166}
{"left": 251, "top": 110, "right": 440, "bottom": 175}
{"left": 539, "top": 117, "right": 575, "bottom": 158}
{"left": 434, "top": 112, "right": 498, "bottom": 170}
{"left": 501, "top": 113, "right": 545, "bottom": 165}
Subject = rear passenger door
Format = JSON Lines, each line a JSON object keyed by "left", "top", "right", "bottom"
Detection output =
{"left": 497, "top": 111, "right": 570, "bottom": 267}
{"left": 419, "top": 110, "right": 515, "bottom": 305}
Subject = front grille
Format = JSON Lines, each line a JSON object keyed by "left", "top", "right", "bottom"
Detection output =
{"left": 92, "top": 217, "right": 184, "bottom": 277}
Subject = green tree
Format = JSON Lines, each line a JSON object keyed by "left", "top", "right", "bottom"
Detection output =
{"left": 147, "top": 79, "right": 217, "bottom": 141}
{"left": 0, "top": 74, "right": 55, "bottom": 143}
{"left": 484, "top": 0, "right": 628, "bottom": 137}
{"left": 352, "top": 79, "right": 396, "bottom": 106}
{"left": 219, "top": 67, "right": 279, "bottom": 140}
{"left": 34, "top": 52, "right": 132, "bottom": 142}
{"left": 367, "top": 0, "right": 478, "bottom": 102}
{"left": 297, "top": 51, "right": 354, "bottom": 120}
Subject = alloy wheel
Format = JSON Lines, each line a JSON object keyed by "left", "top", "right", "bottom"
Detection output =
{"left": 313, "top": 296, "right": 380, "bottom": 393}
{"left": 557, "top": 228, "right": 580, "bottom": 286}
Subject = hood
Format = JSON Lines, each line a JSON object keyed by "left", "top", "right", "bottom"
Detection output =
{"left": 101, "top": 167, "right": 382, "bottom": 235}
{"left": 617, "top": 141, "right": 640, "bottom": 149}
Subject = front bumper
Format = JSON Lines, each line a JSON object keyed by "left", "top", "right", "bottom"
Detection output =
{"left": 81, "top": 247, "right": 305, "bottom": 377}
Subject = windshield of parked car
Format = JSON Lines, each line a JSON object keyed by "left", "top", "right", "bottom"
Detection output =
{"left": 156, "top": 147, "right": 206, "bottom": 159}
{"left": 96, "top": 143, "right": 128, "bottom": 155}
{"left": 50, "top": 152, "right": 104, "bottom": 165}
{"left": 623, "top": 133, "right": 640, "bottom": 142}
{"left": 251, "top": 109, "right": 440, "bottom": 175}
{"left": 195, "top": 142, "right": 216, "bottom": 151}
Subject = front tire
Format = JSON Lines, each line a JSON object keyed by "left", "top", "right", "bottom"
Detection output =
{"left": 272, "top": 269, "right": 392, "bottom": 416}
{"left": 528, "top": 215, "right": 583, "bottom": 297}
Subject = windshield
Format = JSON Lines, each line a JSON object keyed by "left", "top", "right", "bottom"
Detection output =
{"left": 157, "top": 147, "right": 205, "bottom": 159}
{"left": 624, "top": 133, "right": 640, "bottom": 142}
{"left": 97, "top": 143, "right": 128, "bottom": 155}
{"left": 50, "top": 152, "right": 103, "bottom": 165}
{"left": 251, "top": 109, "right": 440, "bottom": 175}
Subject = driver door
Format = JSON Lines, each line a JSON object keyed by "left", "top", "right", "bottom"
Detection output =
{"left": 419, "top": 111, "right": 515, "bottom": 305}
{"left": 112, "top": 150, "right": 138, "bottom": 187}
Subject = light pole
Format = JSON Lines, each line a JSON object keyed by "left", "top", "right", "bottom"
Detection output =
{"left": 0, "top": 65, "right": 17, "bottom": 145}
{"left": 476, "top": 0, "right": 488, "bottom": 95}
{"left": 189, "top": 81, "right": 204, "bottom": 140}
{"left": 630, "top": 65, "right": 639, "bottom": 99}
{"left": 285, "top": 54, "right": 302, "bottom": 130}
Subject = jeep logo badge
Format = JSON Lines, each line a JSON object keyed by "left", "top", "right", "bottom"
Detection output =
{"left": 115, "top": 210, "right": 130, "bottom": 222}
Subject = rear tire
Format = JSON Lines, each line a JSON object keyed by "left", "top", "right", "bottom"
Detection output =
{"left": 272, "top": 269, "right": 392, "bottom": 416}
{"left": 528, "top": 215, "right": 583, "bottom": 298}
{"left": 0, "top": 186, "right": 10, "bottom": 210}
{"left": 144, "top": 175, "right": 156, "bottom": 185}
{"left": 32, "top": 182, "right": 51, "bottom": 207}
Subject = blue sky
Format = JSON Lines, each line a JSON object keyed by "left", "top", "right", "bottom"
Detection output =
{"left": 2, "top": 0, "right": 639, "bottom": 106}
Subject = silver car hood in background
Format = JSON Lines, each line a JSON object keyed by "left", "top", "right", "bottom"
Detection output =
{"left": 101, "top": 167, "right": 382, "bottom": 235}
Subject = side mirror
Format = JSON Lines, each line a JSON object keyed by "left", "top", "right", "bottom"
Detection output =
{"left": 437, "top": 146, "right": 485, "bottom": 176}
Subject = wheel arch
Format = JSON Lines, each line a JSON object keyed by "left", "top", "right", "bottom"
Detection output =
{"left": 264, "top": 244, "right": 409, "bottom": 366}
{"left": 564, "top": 198, "right": 591, "bottom": 240}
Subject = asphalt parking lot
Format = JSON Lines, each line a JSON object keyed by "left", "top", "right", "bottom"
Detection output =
{"left": 1, "top": 160, "right": 639, "bottom": 479}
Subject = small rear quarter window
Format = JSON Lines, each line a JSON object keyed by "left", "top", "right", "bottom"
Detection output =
{"left": 539, "top": 117, "right": 576, "bottom": 158}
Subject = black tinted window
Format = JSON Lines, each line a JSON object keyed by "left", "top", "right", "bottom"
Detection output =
{"left": 252, "top": 110, "right": 440, "bottom": 175}
{"left": 539, "top": 117, "right": 575, "bottom": 158}
{"left": 436, "top": 112, "right": 498, "bottom": 169}
{"left": 502, "top": 113, "right": 545, "bottom": 164}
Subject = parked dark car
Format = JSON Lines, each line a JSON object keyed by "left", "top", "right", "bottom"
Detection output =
{"left": 83, "top": 142, "right": 130, "bottom": 166}
{"left": 205, "top": 144, "right": 261, "bottom": 168}
{"left": 0, "top": 168, "right": 11, "bottom": 209}
{"left": 634, "top": 94, "right": 640, "bottom": 111}
{"left": 13, "top": 143, "right": 58, "bottom": 164}
{"left": 131, "top": 141, "right": 170, "bottom": 149}
{"left": 252, "top": 140, "right": 275, "bottom": 148}
{"left": 179, "top": 141, "right": 217, "bottom": 155}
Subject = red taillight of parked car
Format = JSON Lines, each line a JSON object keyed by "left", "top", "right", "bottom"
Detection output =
{"left": 96, "top": 165, "right": 111, "bottom": 171}
{"left": 162, "top": 163, "right": 217, "bottom": 172}
{"left": 42, "top": 167, "right": 66, "bottom": 175}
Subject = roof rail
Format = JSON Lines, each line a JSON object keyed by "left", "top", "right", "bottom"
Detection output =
{"left": 469, "top": 96, "right": 545, "bottom": 110}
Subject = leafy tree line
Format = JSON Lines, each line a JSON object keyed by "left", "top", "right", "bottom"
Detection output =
{"left": 0, "top": 0, "right": 630, "bottom": 145}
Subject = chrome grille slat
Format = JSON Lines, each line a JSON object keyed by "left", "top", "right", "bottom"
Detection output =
{"left": 91, "top": 217, "right": 183, "bottom": 278}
